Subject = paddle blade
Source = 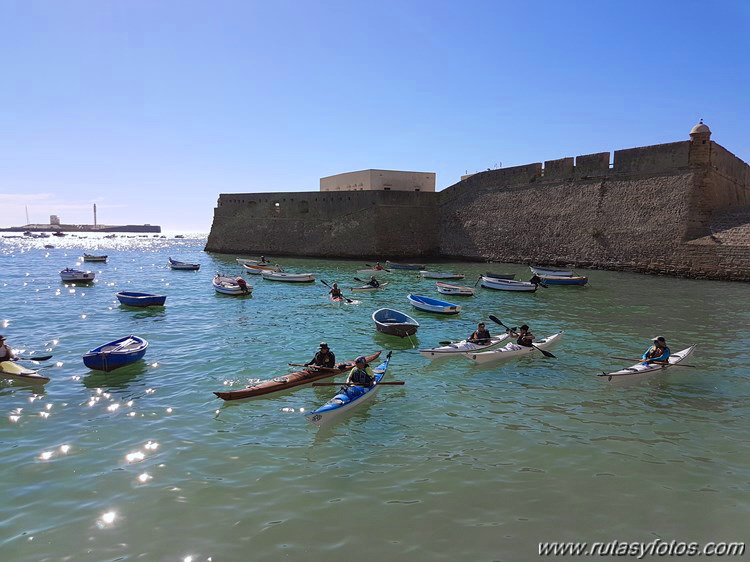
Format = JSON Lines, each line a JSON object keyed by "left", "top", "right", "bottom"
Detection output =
{"left": 18, "top": 355, "right": 53, "bottom": 361}
{"left": 533, "top": 345, "right": 556, "bottom": 359}
{"left": 488, "top": 315, "right": 508, "bottom": 329}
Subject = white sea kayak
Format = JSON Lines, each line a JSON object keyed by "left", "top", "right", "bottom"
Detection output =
{"left": 351, "top": 282, "right": 388, "bottom": 292}
{"left": 419, "top": 333, "right": 510, "bottom": 359}
{"left": 599, "top": 345, "right": 697, "bottom": 382}
{"left": 0, "top": 361, "right": 50, "bottom": 384}
{"left": 463, "top": 332, "right": 563, "bottom": 364}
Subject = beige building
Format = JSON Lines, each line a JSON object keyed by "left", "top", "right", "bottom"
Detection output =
{"left": 320, "top": 169, "right": 436, "bottom": 192}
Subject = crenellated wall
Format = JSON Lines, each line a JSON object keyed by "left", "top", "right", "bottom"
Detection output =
{"left": 206, "top": 138, "right": 750, "bottom": 281}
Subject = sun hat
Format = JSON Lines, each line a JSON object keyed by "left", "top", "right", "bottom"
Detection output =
{"left": 355, "top": 355, "right": 367, "bottom": 364}
{"left": 652, "top": 336, "right": 666, "bottom": 342}
{"left": 319, "top": 342, "right": 328, "bottom": 348}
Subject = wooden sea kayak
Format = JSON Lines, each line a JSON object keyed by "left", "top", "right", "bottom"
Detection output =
{"left": 213, "top": 351, "right": 382, "bottom": 401}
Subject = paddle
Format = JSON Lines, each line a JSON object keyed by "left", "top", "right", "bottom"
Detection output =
{"left": 320, "top": 279, "right": 353, "bottom": 303}
{"left": 365, "top": 264, "right": 391, "bottom": 272}
{"left": 608, "top": 356, "right": 696, "bottom": 367}
{"left": 488, "top": 315, "right": 556, "bottom": 358}
{"left": 17, "top": 355, "right": 53, "bottom": 361}
{"left": 312, "top": 381, "right": 405, "bottom": 386}
{"left": 288, "top": 363, "right": 338, "bottom": 371}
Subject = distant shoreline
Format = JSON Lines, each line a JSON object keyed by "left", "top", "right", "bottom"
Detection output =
{"left": 0, "top": 223, "right": 161, "bottom": 233}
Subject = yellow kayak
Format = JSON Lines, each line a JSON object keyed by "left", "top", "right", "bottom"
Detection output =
{"left": 0, "top": 361, "right": 50, "bottom": 384}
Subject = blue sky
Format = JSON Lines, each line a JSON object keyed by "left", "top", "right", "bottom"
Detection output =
{"left": 1, "top": 0, "right": 748, "bottom": 230}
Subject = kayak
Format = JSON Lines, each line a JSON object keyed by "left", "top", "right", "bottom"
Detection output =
{"left": 306, "top": 352, "right": 393, "bottom": 426}
{"left": 213, "top": 351, "right": 382, "bottom": 401}
{"left": 351, "top": 282, "right": 388, "bottom": 292}
{"left": 599, "top": 345, "right": 697, "bottom": 382}
{"left": 329, "top": 295, "right": 346, "bottom": 304}
{"left": 0, "top": 360, "right": 50, "bottom": 384}
{"left": 419, "top": 333, "right": 510, "bottom": 359}
{"left": 463, "top": 332, "right": 563, "bottom": 364}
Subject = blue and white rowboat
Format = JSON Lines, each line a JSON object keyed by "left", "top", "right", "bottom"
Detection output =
{"left": 83, "top": 335, "right": 149, "bottom": 372}
{"left": 407, "top": 294, "right": 462, "bottom": 315}
{"left": 116, "top": 291, "right": 167, "bottom": 307}
{"left": 372, "top": 308, "right": 420, "bottom": 337}
{"left": 306, "top": 352, "right": 393, "bottom": 426}
{"left": 538, "top": 275, "right": 588, "bottom": 286}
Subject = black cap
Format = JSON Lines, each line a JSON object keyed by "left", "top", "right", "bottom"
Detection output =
{"left": 319, "top": 342, "right": 328, "bottom": 348}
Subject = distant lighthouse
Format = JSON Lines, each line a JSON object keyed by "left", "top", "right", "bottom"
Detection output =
{"left": 93, "top": 204, "right": 97, "bottom": 227}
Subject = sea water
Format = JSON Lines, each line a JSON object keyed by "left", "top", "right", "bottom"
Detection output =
{"left": 0, "top": 235, "right": 748, "bottom": 561}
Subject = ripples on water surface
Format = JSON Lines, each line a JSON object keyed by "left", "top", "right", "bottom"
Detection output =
{"left": 0, "top": 235, "right": 748, "bottom": 561}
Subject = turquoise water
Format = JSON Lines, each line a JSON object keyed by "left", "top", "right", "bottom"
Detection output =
{"left": 1, "top": 235, "right": 749, "bottom": 561}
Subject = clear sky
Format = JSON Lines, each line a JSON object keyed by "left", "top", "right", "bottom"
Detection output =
{"left": 1, "top": 0, "right": 748, "bottom": 231}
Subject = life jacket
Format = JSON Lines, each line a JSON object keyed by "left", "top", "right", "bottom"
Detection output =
{"left": 350, "top": 367, "right": 373, "bottom": 386}
{"left": 517, "top": 333, "right": 533, "bottom": 347}
{"left": 331, "top": 288, "right": 342, "bottom": 297}
{"left": 0, "top": 345, "right": 11, "bottom": 361}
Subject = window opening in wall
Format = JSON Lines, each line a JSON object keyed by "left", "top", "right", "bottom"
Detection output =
{"left": 415, "top": 188, "right": 420, "bottom": 191}
{"left": 384, "top": 187, "right": 391, "bottom": 191}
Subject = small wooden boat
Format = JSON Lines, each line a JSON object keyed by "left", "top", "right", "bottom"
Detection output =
{"left": 599, "top": 345, "right": 697, "bottom": 382}
{"left": 83, "top": 253, "right": 108, "bottom": 263}
{"left": 419, "top": 333, "right": 510, "bottom": 359}
{"left": 0, "top": 360, "right": 50, "bottom": 384}
{"left": 372, "top": 308, "right": 419, "bottom": 337}
{"left": 436, "top": 282, "right": 475, "bottom": 296}
{"left": 357, "top": 268, "right": 390, "bottom": 276}
{"left": 168, "top": 257, "right": 200, "bottom": 270}
{"left": 60, "top": 268, "right": 95, "bottom": 283}
{"left": 484, "top": 271, "right": 516, "bottom": 280}
{"left": 538, "top": 274, "right": 589, "bottom": 286}
{"left": 351, "top": 282, "right": 388, "bottom": 292}
{"left": 83, "top": 335, "right": 149, "bottom": 372}
{"left": 213, "top": 275, "right": 252, "bottom": 295}
{"left": 116, "top": 291, "right": 167, "bottom": 307}
{"left": 242, "top": 263, "right": 283, "bottom": 274}
{"left": 385, "top": 261, "right": 426, "bottom": 270}
{"left": 419, "top": 271, "right": 465, "bottom": 280}
{"left": 530, "top": 266, "right": 575, "bottom": 277}
{"left": 407, "top": 294, "right": 462, "bottom": 315}
{"left": 261, "top": 271, "right": 315, "bottom": 282}
{"left": 236, "top": 258, "right": 272, "bottom": 266}
{"left": 464, "top": 332, "right": 563, "bottom": 364}
{"left": 213, "top": 351, "right": 382, "bottom": 401}
{"left": 480, "top": 276, "right": 537, "bottom": 292}
{"left": 44, "top": 244, "right": 55, "bottom": 249}
{"left": 306, "top": 351, "right": 393, "bottom": 426}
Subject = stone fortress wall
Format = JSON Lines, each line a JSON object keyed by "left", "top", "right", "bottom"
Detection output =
{"left": 206, "top": 123, "right": 750, "bottom": 281}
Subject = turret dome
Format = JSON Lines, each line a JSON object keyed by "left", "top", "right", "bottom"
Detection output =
{"left": 690, "top": 120, "right": 711, "bottom": 135}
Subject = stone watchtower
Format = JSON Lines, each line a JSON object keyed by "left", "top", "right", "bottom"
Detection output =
{"left": 689, "top": 119, "right": 712, "bottom": 166}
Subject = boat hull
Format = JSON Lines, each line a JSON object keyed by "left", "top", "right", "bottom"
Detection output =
{"left": 407, "top": 294, "right": 462, "bottom": 314}
{"left": 480, "top": 276, "right": 537, "bottom": 292}
{"left": 436, "top": 282, "right": 475, "bottom": 296}
{"left": 83, "top": 255, "right": 108, "bottom": 263}
{"left": 82, "top": 336, "right": 149, "bottom": 372}
{"left": 372, "top": 308, "right": 420, "bottom": 337}
{"left": 419, "top": 334, "right": 510, "bottom": 359}
{"left": 464, "top": 332, "right": 563, "bottom": 364}
{"left": 213, "top": 276, "right": 252, "bottom": 295}
{"left": 539, "top": 275, "right": 588, "bottom": 286}
{"left": 261, "top": 272, "right": 316, "bottom": 282}
{"left": 306, "top": 352, "right": 392, "bottom": 426}
{"left": 0, "top": 361, "right": 50, "bottom": 384}
{"left": 484, "top": 272, "right": 516, "bottom": 280}
{"left": 385, "top": 261, "right": 425, "bottom": 270}
{"left": 60, "top": 269, "right": 95, "bottom": 283}
{"left": 168, "top": 258, "right": 200, "bottom": 270}
{"left": 419, "top": 271, "right": 465, "bottom": 280}
{"left": 530, "top": 266, "right": 574, "bottom": 277}
{"left": 116, "top": 292, "right": 167, "bottom": 307}
{"left": 601, "top": 345, "right": 697, "bottom": 382}
{"left": 214, "top": 351, "right": 382, "bottom": 400}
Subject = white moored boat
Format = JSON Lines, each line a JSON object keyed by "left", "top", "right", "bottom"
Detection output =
{"left": 436, "top": 282, "right": 475, "bottom": 296}
{"left": 599, "top": 345, "right": 697, "bottom": 382}
{"left": 212, "top": 274, "right": 252, "bottom": 295}
{"left": 60, "top": 268, "right": 95, "bottom": 283}
{"left": 261, "top": 271, "right": 316, "bottom": 282}
{"left": 407, "top": 294, "right": 462, "bottom": 315}
{"left": 83, "top": 253, "right": 108, "bottom": 263}
{"left": 242, "top": 263, "right": 283, "bottom": 275}
{"left": 530, "top": 266, "right": 575, "bottom": 277}
{"left": 480, "top": 276, "right": 537, "bottom": 292}
{"left": 419, "top": 271, "right": 465, "bottom": 280}
{"left": 463, "top": 332, "right": 563, "bottom": 364}
{"left": 236, "top": 258, "right": 272, "bottom": 266}
{"left": 419, "top": 333, "right": 510, "bottom": 359}
{"left": 168, "top": 258, "right": 200, "bottom": 270}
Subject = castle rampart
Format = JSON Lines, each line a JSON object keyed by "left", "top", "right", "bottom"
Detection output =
{"left": 206, "top": 123, "right": 750, "bottom": 281}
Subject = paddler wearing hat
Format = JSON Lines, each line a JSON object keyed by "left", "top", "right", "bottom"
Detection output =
{"left": 0, "top": 335, "right": 17, "bottom": 361}
{"left": 345, "top": 355, "right": 374, "bottom": 387}
{"left": 304, "top": 342, "right": 336, "bottom": 368}
{"left": 642, "top": 336, "right": 671, "bottom": 364}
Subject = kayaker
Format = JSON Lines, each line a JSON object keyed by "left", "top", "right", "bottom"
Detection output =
{"left": 236, "top": 276, "right": 249, "bottom": 294}
{"left": 345, "top": 355, "right": 375, "bottom": 390}
{"left": 329, "top": 283, "right": 343, "bottom": 299}
{"left": 642, "top": 336, "right": 671, "bottom": 364}
{"left": 367, "top": 276, "right": 380, "bottom": 288}
{"left": 468, "top": 322, "right": 492, "bottom": 344}
{"left": 0, "top": 335, "right": 17, "bottom": 361}
{"left": 507, "top": 324, "right": 535, "bottom": 347}
{"left": 374, "top": 262, "right": 384, "bottom": 271}
{"left": 305, "top": 342, "right": 336, "bottom": 368}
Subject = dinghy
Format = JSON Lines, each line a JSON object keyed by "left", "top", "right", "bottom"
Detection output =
{"left": 82, "top": 335, "right": 149, "bottom": 372}
{"left": 60, "top": 268, "right": 95, "bottom": 283}
{"left": 168, "top": 257, "right": 200, "bottom": 270}
{"left": 83, "top": 254, "right": 108, "bottom": 263}
{"left": 484, "top": 271, "right": 516, "bottom": 280}
{"left": 436, "top": 282, "right": 475, "bottom": 296}
{"left": 261, "top": 271, "right": 316, "bottom": 282}
{"left": 306, "top": 352, "right": 393, "bottom": 426}
{"left": 538, "top": 274, "right": 588, "bottom": 286}
{"left": 242, "top": 263, "right": 283, "bottom": 274}
{"left": 480, "top": 276, "right": 537, "bottom": 292}
{"left": 419, "top": 271, "right": 465, "bottom": 280}
{"left": 599, "top": 345, "right": 697, "bottom": 382}
{"left": 116, "top": 291, "right": 167, "bottom": 307}
{"left": 213, "top": 275, "right": 253, "bottom": 295}
{"left": 372, "top": 308, "right": 419, "bottom": 337}
{"left": 407, "top": 294, "right": 462, "bottom": 315}
{"left": 0, "top": 361, "right": 50, "bottom": 384}
{"left": 530, "top": 266, "right": 575, "bottom": 277}
{"left": 419, "top": 333, "right": 510, "bottom": 359}
{"left": 463, "top": 332, "right": 563, "bottom": 364}
{"left": 236, "top": 258, "right": 272, "bottom": 267}
{"left": 385, "top": 261, "right": 426, "bottom": 270}
{"left": 351, "top": 282, "right": 388, "bottom": 292}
